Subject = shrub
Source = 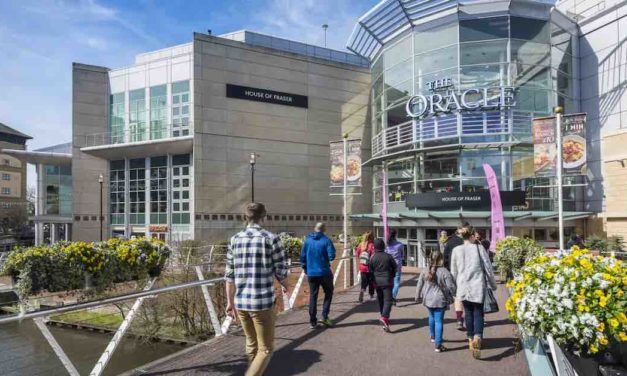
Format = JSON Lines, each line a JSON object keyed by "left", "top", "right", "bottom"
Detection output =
{"left": 494, "top": 236, "right": 544, "bottom": 281}
{"left": 278, "top": 233, "right": 303, "bottom": 261}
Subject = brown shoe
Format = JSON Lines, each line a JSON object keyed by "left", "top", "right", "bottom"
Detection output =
{"left": 471, "top": 336, "right": 482, "bottom": 359}
{"left": 468, "top": 339, "right": 473, "bottom": 351}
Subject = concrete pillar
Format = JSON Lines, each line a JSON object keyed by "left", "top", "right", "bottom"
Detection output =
{"left": 50, "top": 223, "right": 57, "bottom": 243}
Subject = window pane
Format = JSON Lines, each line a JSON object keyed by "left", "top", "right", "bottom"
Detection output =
{"left": 414, "top": 23, "right": 457, "bottom": 54}
{"left": 172, "top": 80, "right": 189, "bottom": 93}
{"left": 383, "top": 36, "right": 412, "bottom": 69}
{"left": 460, "top": 17, "right": 508, "bottom": 42}
{"left": 511, "top": 40, "right": 550, "bottom": 67}
{"left": 415, "top": 45, "right": 458, "bottom": 75}
{"left": 460, "top": 40, "right": 508, "bottom": 65}
{"left": 460, "top": 64, "right": 508, "bottom": 88}
{"left": 511, "top": 17, "right": 549, "bottom": 44}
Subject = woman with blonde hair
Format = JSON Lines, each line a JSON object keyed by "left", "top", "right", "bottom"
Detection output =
{"left": 355, "top": 231, "right": 375, "bottom": 302}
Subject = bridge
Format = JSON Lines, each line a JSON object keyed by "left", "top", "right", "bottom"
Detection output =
{"left": 127, "top": 273, "right": 526, "bottom": 376}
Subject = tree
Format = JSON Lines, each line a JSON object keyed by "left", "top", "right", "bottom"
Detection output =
{"left": 0, "top": 204, "right": 28, "bottom": 235}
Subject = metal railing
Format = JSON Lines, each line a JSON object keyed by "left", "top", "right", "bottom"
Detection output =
{"left": 0, "top": 243, "right": 360, "bottom": 376}
{"left": 372, "top": 109, "right": 537, "bottom": 157}
{"left": 83, "top": 123, "right": 193, "bottom": 148}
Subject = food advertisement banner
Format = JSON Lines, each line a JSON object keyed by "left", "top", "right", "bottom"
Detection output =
{"left": 562, "top": 113, "right": 587, "bottom": 175}
{"left": 330, "top": 139, "right": 361, "bottom": 187}
{"left": 533, "top": 117, "right": 557, "bottom": 177}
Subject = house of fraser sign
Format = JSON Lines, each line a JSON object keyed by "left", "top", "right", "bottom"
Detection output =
{"left": 405, "top": 78, "right": 517, "bottom": 118}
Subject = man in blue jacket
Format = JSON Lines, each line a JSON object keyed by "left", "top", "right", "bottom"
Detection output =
{"left": 300, "top": 222, "right": 336, "bottom": 329}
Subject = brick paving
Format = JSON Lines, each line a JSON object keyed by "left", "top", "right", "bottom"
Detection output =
{"left": 130, "top": 273, "right": 529, "bottom": 376}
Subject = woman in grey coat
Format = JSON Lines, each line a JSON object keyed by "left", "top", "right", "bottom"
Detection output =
{"left": 450, "top": 226, "right": 497, "bottom": 359}
{"left": 416, "top": 250, "right": 456, "bottom": 352}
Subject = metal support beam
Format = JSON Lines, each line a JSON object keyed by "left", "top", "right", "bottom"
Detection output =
{"left": 34, "top": 317, "right": 80, "bottom": 376}
{"left": 89, "top": 278, "right": 157, "bottom": 376}
{"left": 195, "top": 266, "right": 223, "bottom": 337}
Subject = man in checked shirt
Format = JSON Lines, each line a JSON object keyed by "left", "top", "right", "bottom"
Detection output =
{"left": 225, "top": 202, "right": 289, "bottom": 376}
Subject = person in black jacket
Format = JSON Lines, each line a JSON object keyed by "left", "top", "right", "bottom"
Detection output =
{"left": 443, "top": 226, "right": 464, "bottom": 270}
{"left": 368, "top": 238, "right": 397, "bottom": 332}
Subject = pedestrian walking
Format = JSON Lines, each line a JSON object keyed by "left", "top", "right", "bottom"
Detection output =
{"left": 300, "top": 222, "right": 336, "bottom": 329}
{"left": 225, "top": 203, "right": 289, "bottom": 376}
{"left": 415, "top": 249, "right": 456, "bottom": 352}
{"left": 368, "top": 238, "right": 397, "bottom": 332}
{"left": 355, "top": 231, "right": 375, "bottom": 302}
{"left": 385, "top": 229, "right": 404, "bottom": 305}
{"left": 450, "top": 226, "right": 497, "bottom": 360}
{"left": 442, "top": 225, "right": 466, "bottom": 331}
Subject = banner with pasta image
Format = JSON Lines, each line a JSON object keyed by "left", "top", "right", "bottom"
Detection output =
{"left": 330, "top": 139, "right": 362, "bottom": 187}
{"left": 561, "top": 113, "right": 587, "bottom": 175}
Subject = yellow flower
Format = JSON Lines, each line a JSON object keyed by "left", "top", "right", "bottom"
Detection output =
{"left": 599, "top": 296, "right": 608, "bottom": 307}
{"left": 619, "top": 332, "right": 627, "bottom": 341}
{"left": 590, "top": 344, "right": 599, "bottom": 354}
{"left": 610, "top": 319, "right": 620, "bottom": 329}
{"left": 594, "top": 289, "right": 605, "bottom": 298}
{"left": 619, "top": 313, "right": 627, "bottom": 324}
{"left": 599, "top": 337, "right": 608, "bottom": 346}
{"left": 597, "top": 323, "right": 605, "bottom": 332}
{"left": 580, "top": 258, "right": 593, "bottom": 270}
{"left": 544, "top": 271, "right": 554, "bottom": 279}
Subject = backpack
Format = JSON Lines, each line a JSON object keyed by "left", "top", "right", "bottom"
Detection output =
{"left": 359, "top": 247, "right": 371, "bottom": 265}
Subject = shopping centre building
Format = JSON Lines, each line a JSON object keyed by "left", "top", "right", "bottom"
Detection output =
{"left": 5, "top": 0, "right": 626, "bottom": 250}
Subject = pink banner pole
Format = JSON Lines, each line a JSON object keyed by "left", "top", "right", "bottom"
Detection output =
{"left": 381, "top": 165, "right": 389, "bottom": 243}
{"left": 483, "top": 164, "right": 504, "bottom": 252}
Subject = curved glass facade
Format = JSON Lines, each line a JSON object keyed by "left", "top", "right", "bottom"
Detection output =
{"left": 371, "top": 14, "right": 581, "bottom": 212}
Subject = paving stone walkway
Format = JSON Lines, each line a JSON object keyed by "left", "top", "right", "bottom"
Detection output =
{"left": 131, "top": 273, "right": 529, "bottom": 376}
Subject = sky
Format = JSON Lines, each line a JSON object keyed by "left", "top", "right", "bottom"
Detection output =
{"left": 0, "top": 0, "right": 379, "bottom": 187}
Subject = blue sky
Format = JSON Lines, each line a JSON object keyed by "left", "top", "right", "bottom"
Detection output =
{"left": 0, "top": 0, "right": 378, "bottom": 185}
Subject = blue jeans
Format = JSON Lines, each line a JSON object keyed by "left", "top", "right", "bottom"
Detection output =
{"left": 392, "top": 269, "right": 402, "bottom": 299}
{"left": 462, "top": 301, "right": 485, "bottom": 339}
{"left": 428, "top": 307, "right": 445, "bottom": 347}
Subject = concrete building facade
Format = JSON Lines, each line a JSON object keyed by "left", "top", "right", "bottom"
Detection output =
{"left": 70, "top": 32, "right": 371, "bottom": 243}
{"left": 0, "top": 123, "right": 31, "bottom": 220}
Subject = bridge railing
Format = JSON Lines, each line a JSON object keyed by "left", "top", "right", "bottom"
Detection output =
{"left": 0, "top": 243, "right": 360, "bottom": 376}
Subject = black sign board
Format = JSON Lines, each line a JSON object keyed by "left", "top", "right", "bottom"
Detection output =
{"left": 226, "top": 84, "right": 308, "bottom": 108}
{"left": 406, "top": 191, "right": 526, "bottom": 210}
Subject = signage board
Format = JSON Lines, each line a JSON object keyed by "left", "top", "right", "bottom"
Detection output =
{"left": 330, "top": 139, "right": 361, "bottom": 187}
{"left": 226, "top": 84, "right": 308, "bottom": 108}
{"left": 532, "top": 116, "right": 557, "bottom": 177}
{"left": 405, "top": 191, "right": 526, "bottom": 210}
{"left": 562, "top": 113, "right": 587, "bottom": 175}
{"left": 149, "top": 224, "right": 168, "bottom": 233}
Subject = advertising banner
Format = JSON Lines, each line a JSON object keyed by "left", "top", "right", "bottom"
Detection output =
{"left": 532, "top": 116, "right": 557, "bottom": 177}
{"left": 483, "top": 164, "right": 504, "bottom": 252}
{"left": 561, "top": 113, "right": 587, "bottom": 175}
{"left": 330, "top": 139, "right": 362, "bottom": 187}
{"left": 405, "top": 191, "right": 526, "bottom": 210}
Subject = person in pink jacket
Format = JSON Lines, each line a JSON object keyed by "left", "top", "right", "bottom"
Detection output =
{"left": 355, "top": 231, "right": 375, "bottom": 302}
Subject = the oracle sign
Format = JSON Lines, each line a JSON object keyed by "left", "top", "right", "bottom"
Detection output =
{"left": 405, "top": 79, "right": 516, "bottom": 118}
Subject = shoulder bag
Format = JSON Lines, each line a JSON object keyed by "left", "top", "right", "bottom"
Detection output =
{"left": 476, "top": 244, "right": 499, "bottom": 314}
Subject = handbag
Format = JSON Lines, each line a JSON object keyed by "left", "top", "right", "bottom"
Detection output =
{"left": 476, "top": 244, "right": 499, "bottom": 314}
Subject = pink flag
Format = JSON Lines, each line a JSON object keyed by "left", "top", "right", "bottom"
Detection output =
{"left": 483, "top": 164, "right": 504, "bottom": 252}
{"left": 381, "top": 168, "right": 389, "bottom": 242}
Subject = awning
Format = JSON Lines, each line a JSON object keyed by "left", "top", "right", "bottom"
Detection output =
{"left": 351, "top": 210, "right": 595, "bottom": 223}
{"left": 1, "top": 149, "right": 71, "bottom": 166}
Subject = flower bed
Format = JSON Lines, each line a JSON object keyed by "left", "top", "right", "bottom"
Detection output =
{"left": 506, "top": 248, "right": 626, "bottom": 357}
{"left": 494, "top": 236, "right": 544, "bottom": 282}
{"left": 0, "top": 238, "right": 170, "bottom": 297}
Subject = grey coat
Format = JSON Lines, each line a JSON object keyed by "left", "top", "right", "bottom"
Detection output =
{"left": 415, "top": 267, "right": 456, "bottom": 309}
{"left": 451, "top": 242, "right": 497, "bottom": 304}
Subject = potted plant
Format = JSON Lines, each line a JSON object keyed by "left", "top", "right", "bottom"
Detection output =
{"left": 494, "top": 236, "right": 544, "bottom": 282}
{"left": 507, "top": 248, "right": 627, "bottom": 375}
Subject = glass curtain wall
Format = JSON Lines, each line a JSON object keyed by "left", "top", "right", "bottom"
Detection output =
{"left": 372, "top": 15, "right": 577, "bottom": 210}
{"left": 43, "top": 165, "right": 72, "bottom": 216}
{"left": 110, "top": 160, "right": 125, "bottom": 225}
{"left": 150, "top": 156, "right": 168, "bottom": 224}
{"left": 109, "top": 93, "right": 125, "bottom": 144}
{"left": 171, "top": 81, "right": 190, "bottom": 137}
{"left": 171, "top": 154, "right": 191, "bottom": 225}
{"left": 150, "top": 85, "right": 167, "bottom": 140}
{"left": 129, "top": 89, "right": 147, "bottom": 142}
{"left": 129, "top": 159, "right": 146, "bottom": 225}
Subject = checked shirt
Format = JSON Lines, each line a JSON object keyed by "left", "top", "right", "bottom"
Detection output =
{"left": 225, "top": 224, "right": 288, "bottom": 311}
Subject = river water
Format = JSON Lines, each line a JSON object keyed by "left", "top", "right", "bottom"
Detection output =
{"left": 0, "top": 320, "right": 186, "bottom": 375}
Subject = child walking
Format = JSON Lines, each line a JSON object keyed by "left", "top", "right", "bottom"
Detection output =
{"left": 415, "top": 249, "right": 456, "bottom": 352}
{"left": 368, "top": 238, "right": 397, "bottom": 332}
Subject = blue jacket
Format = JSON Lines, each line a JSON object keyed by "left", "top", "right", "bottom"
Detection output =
{"left": 300, "top": 232, "right": 336, "bottom": 277}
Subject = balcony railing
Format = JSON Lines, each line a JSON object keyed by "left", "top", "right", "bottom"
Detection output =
{"left": 372, "top": 110, "right": 536, "bottom": 158}
{"left": 83, "top": 123, "right": 193, "bottom": 148}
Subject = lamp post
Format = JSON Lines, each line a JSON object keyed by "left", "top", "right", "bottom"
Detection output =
{"left": 322, "top": 24, "right": 328, "bottom": 47}
{"left": 554, "top": 106, "right": 564, "bottom": 250}
{"left": 98, "top": 173, "right": 104, "bottom": 242}
{"left": 249, "top": 153, "right": 257, "bottom": 202}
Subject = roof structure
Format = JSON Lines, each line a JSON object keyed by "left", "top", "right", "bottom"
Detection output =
{"left": 351, "top": 210, "right": 593, "bottom": 221}
{"left": 0, "top": 122, "right": 32, "bottom": 140}
{"left": 346, "top": 0, "right": 557, "bottom": 60}
{"left": 1, "top": 142, "right": 71, "bottom": 166}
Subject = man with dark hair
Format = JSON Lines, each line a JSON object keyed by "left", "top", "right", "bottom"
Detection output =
{"left": 385, "top": 229, "right": 404, "bottom": 305}
{"left": 300, "top": 222, "right": 336, "bottom": 329}
{"left": 225, "top": 202, "right": 288, "bottom": 376}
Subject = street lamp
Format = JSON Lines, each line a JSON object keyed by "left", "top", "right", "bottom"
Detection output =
{"left": 98, "top": 173, "right": 104, "bottom": 241}
{"left": 553, "top": 106, "right": 564, "bottom": 250}
{"left": 249, "top": 153, "right": 257, "bottom": 202}
{"left": 322, "top": 24, "right": 328, "bottom": 48}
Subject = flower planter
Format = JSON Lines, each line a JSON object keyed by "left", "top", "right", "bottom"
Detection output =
{"left": 562, "top": 348, "right": 599, "bottom": 376}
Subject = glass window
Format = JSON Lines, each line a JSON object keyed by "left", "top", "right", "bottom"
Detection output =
{"left": 383, "top": 36, "right": 412, "bottom": 70}
{"left": 511, "top": 40, "right": 550, "bottom": 67}
{"left": 460, "top": 64, "right": 508, "bottom": 88}
{"left": 109, "top": 93, "right": 125, "bottom": 144}
{"left": 415, "top": 45, "right": 458, "bottom": 76}
{"left": 2, "top": 173, "right": 10, "bottom": 181}
{"left": 386, "top": 103, "right": 411, "bottom": 128}
{"left": 387, "top": 159, "right": 414, "bottom": 202}
{"left": 552, "top": 47, "right": 573, "bottom": 75}
{"left": 551, "top": 22, "right": 572, "bottom": 54}
{"left": 129, "top": 158, "right": 145, "bottom": 225}
{"left": 416, "top": 68, "right": 457, "bottom": 95}
{"left": 110, "top": 160, "right": 125, "bottom": 225}
{"left": 511, "top": 17, "right": 549, "bottom": 44}
{"left": 150, "top": 85, "right": 167, "bottom": 140}
{"left": 460, "top": 17, "right": 508, "bottom": 42}
{"left": 372, "top": 55, "right": 383, "bottom": 80}
{"left": 516, "top": 88, "right": 552, "bottom": 113}
{"left": 414, "top": 23, "right": 458, "bottom": 54}
{"left": 171, "top": 154, "right": 191, "bottom": 225}
{"left": 460, "top": 40, "right": 508, "bottom": 65}
{"left": 384, "top": 79, "right": 412, "bottom": 108}
{"left": 514, "top": 65, "right": 551, "bottom": 90}
{"left": 129, "top": 89, "right": 146, "bottom": 142}
{"left": 150, "top": 157, "right": 168, "bottom": 225}
{"left": 171, "top": 80, "right": 190, "bottom": 137}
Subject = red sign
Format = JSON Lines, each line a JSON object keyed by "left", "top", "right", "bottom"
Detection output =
{"left": 149, "top": 225, "right": 168, "bottom": 233}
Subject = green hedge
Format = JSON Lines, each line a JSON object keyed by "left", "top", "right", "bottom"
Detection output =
{"left": 0, "top": 238, "right": 170, "bottom": 298}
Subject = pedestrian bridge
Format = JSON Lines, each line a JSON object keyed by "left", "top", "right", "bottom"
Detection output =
{"left": 127, "top": 273, "right": 527, "bottom": 376}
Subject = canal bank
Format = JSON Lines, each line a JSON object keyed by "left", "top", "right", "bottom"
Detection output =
{"left": 0, "top": 319, "right": 185, "bottom": 376}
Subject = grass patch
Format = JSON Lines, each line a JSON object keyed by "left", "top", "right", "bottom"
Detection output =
{"left": 52, "top": 310, "right": 124, "bottom": 329}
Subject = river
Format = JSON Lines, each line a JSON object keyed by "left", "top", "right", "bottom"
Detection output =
{"left": 0, "top": 320, "right": 186, "bottom": 375}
